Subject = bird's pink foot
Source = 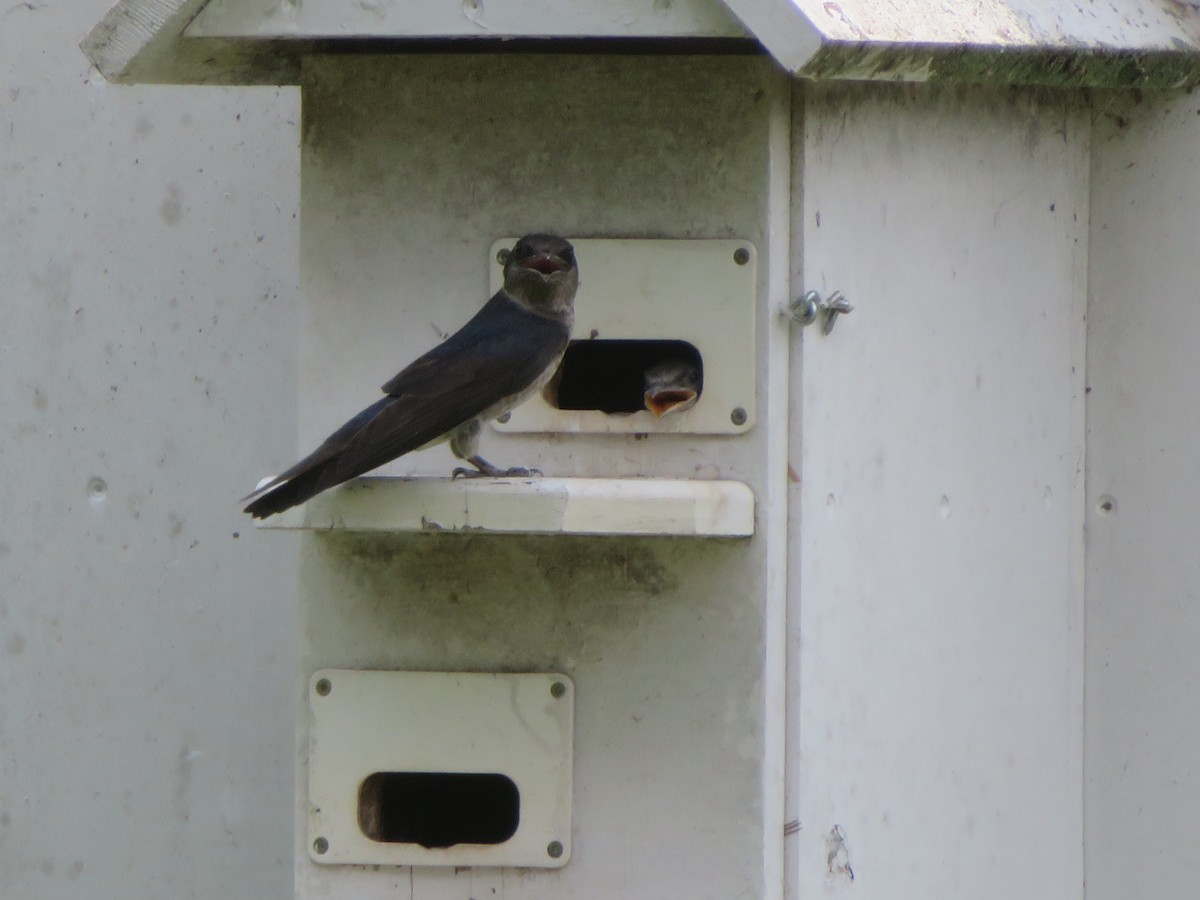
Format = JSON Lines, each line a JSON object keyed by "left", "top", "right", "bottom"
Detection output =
{"left": 452, "top": 456, "right": 541, "bottom": 479}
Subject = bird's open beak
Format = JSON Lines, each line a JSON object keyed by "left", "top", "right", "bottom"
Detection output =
{"left": 519, "top": 253, "right": 568, "bottom": 275}
{"left": 644, "top": 389, "right": 698, "bottom": 417}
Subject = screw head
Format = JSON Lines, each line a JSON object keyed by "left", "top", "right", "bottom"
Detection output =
{"left": 313, "top": 837, "right": 329, "bottom": 855}
{"left": 547, "top": 840, "right": 564, "bottom": 859}
{"left": 87, "top": 477, "right": 108, "bottom": 501}
{"left": 733, "top": 247, "right": 750, "bottom": 266}
{"left": 315, "top": 678, "right": 332, "bottom": 697}
{"left": 497, "top": 248, "right": 511, "bottom": 266}
{"left": 550, "top": 681, "right": 566, "bottom": 698}
{"left": 730, "top": 407, "right": 748, "bottom": 426}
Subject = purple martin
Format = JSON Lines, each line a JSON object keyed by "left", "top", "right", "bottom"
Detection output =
{"left": 242, "top": 234, "right": 578, "bottom": 518}
{"left": 643, "top": 358, "right": 700, "bottom": 418}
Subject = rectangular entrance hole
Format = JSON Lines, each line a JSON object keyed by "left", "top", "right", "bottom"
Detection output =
{"left": 551, "top": 339, "right": 703, "bottom": 414}
{"left": 358, "top": 772, "right": 520, "bottom": 849}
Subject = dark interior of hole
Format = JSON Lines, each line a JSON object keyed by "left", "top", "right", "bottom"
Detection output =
{"left": 553, "top": 339, "right": 703, "bottom": 414}
{"left": 358, "top": 772, "right": 520, "bottom": 849}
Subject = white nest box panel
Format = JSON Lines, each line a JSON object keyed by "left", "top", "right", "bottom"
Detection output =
{"left": 491, "top": 238, "right": 757, "bottom": 436}
{"left": 307, "top": 670, "right": 574, "bottom": 868}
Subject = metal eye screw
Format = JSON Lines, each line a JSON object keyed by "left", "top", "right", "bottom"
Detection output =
{"left": 784, "top": 290, "right": 854, "bottom": 335}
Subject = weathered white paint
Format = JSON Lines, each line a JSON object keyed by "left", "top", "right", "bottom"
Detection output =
{"left": 724, "top": 0, "right": 1200, "bottom": 72}
{"left": 260, "top": 476, "right": 756, "bottom": 536}
{"left": 82, "top": 0, "right": 300, "bottom": 85}
{"left": 307, "top": 670, "right": 574, "bottom": 867}
{"left": 760, "top": 73, "right": 793, "bottom": 900}
{"left": 83, "top": 0, "right": 207, "bottom": 80}
{"left": 492, "top": 238, "right": 757, "bottom": 436}
{"left": 296, "top": 54, "right": 784, "bottom": 899}
{"left": 790, "top": 82, "right": 1087, "bottom": 898}
{"left": 187, "top": 0, "right": 746, "bottom": 38}
{"left": 782, "top": 81, "right": 806, "bottom": 900}
{"left": 86, "top": 0, "right": 1200, "bottom": 87}
{"left": 1, "top": 1, "right": 301, "bottom": 897}
{"left": 1086, "top": 90, "right": 1200, "bottom": 900}
{"left": 82, "top": 0, "right": 746, "bottom": 85}
{"left": 773, "top": 0, "right": 1200, "bottom": 47}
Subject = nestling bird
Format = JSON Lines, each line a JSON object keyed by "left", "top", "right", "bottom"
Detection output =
{"left": 242, "top": 234, "right": 578, "bottom": 518}
{"left": 643, "top": 357, "right": 701, "bottom": 417}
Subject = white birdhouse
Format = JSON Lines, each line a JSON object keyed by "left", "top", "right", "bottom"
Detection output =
{"left": 82, "top": 2, "right": 1200, "bottom": 898}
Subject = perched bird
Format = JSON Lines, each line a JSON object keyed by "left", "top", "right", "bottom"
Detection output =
{"left": 643, "top": 357, "right": 701, "bottom": 417}
{"left": 242, "top": 234, "right": 578, "bottom": 518}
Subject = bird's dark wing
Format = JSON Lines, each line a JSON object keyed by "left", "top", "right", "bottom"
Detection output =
{"left": 243, "top": 291, "right": 569, "bottom": 518}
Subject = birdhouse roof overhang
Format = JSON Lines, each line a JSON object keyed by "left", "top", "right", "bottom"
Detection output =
{"left": 84, "top": 0, "right": 1200, "bottom": 88}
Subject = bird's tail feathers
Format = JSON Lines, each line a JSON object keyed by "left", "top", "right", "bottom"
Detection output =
{"left": 242, "top": 466, "right": 334, "bottom": 519}
{"left": 240, "top": 474, "right": 285, "bottom": 504}
{"left": 241, "top": 396, "right": 395, "bottom": 518}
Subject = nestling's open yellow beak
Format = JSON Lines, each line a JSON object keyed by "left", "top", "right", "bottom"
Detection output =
{"left": 644, "top": 389, "right": 698, "bottom": 417}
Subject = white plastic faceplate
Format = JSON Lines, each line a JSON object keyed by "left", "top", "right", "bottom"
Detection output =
{"left": 490, "top": 238, "right": 757, "bottom": 435}
{"left": 307, "top": 670, "right": 574, "bottom": 868}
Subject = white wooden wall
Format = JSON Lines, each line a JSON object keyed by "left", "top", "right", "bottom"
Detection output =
{"left": 0, "top": 2, "right": 300, "bottom": 897}
{"left": 789, "top": 83, "right": 1088, "bottom": 899}
{"left": 1086, "top": 92, "right": 1200, "bottom": 900}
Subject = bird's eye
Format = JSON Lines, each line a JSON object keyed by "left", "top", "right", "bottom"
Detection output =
{"left": 559, "top": 246, "right": 575, "bottom": 264}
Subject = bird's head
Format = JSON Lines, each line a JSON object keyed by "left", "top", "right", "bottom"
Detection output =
{"left": 644, "top": 358, "right": 701, "bottom": 417}
{"left": 503, "top": 234, "right": 579, "bottom": 322}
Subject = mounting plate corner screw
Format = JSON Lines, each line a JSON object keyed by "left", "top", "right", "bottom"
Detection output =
{"left": 784, "top": 290, "right": 854, "bottom": 335}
